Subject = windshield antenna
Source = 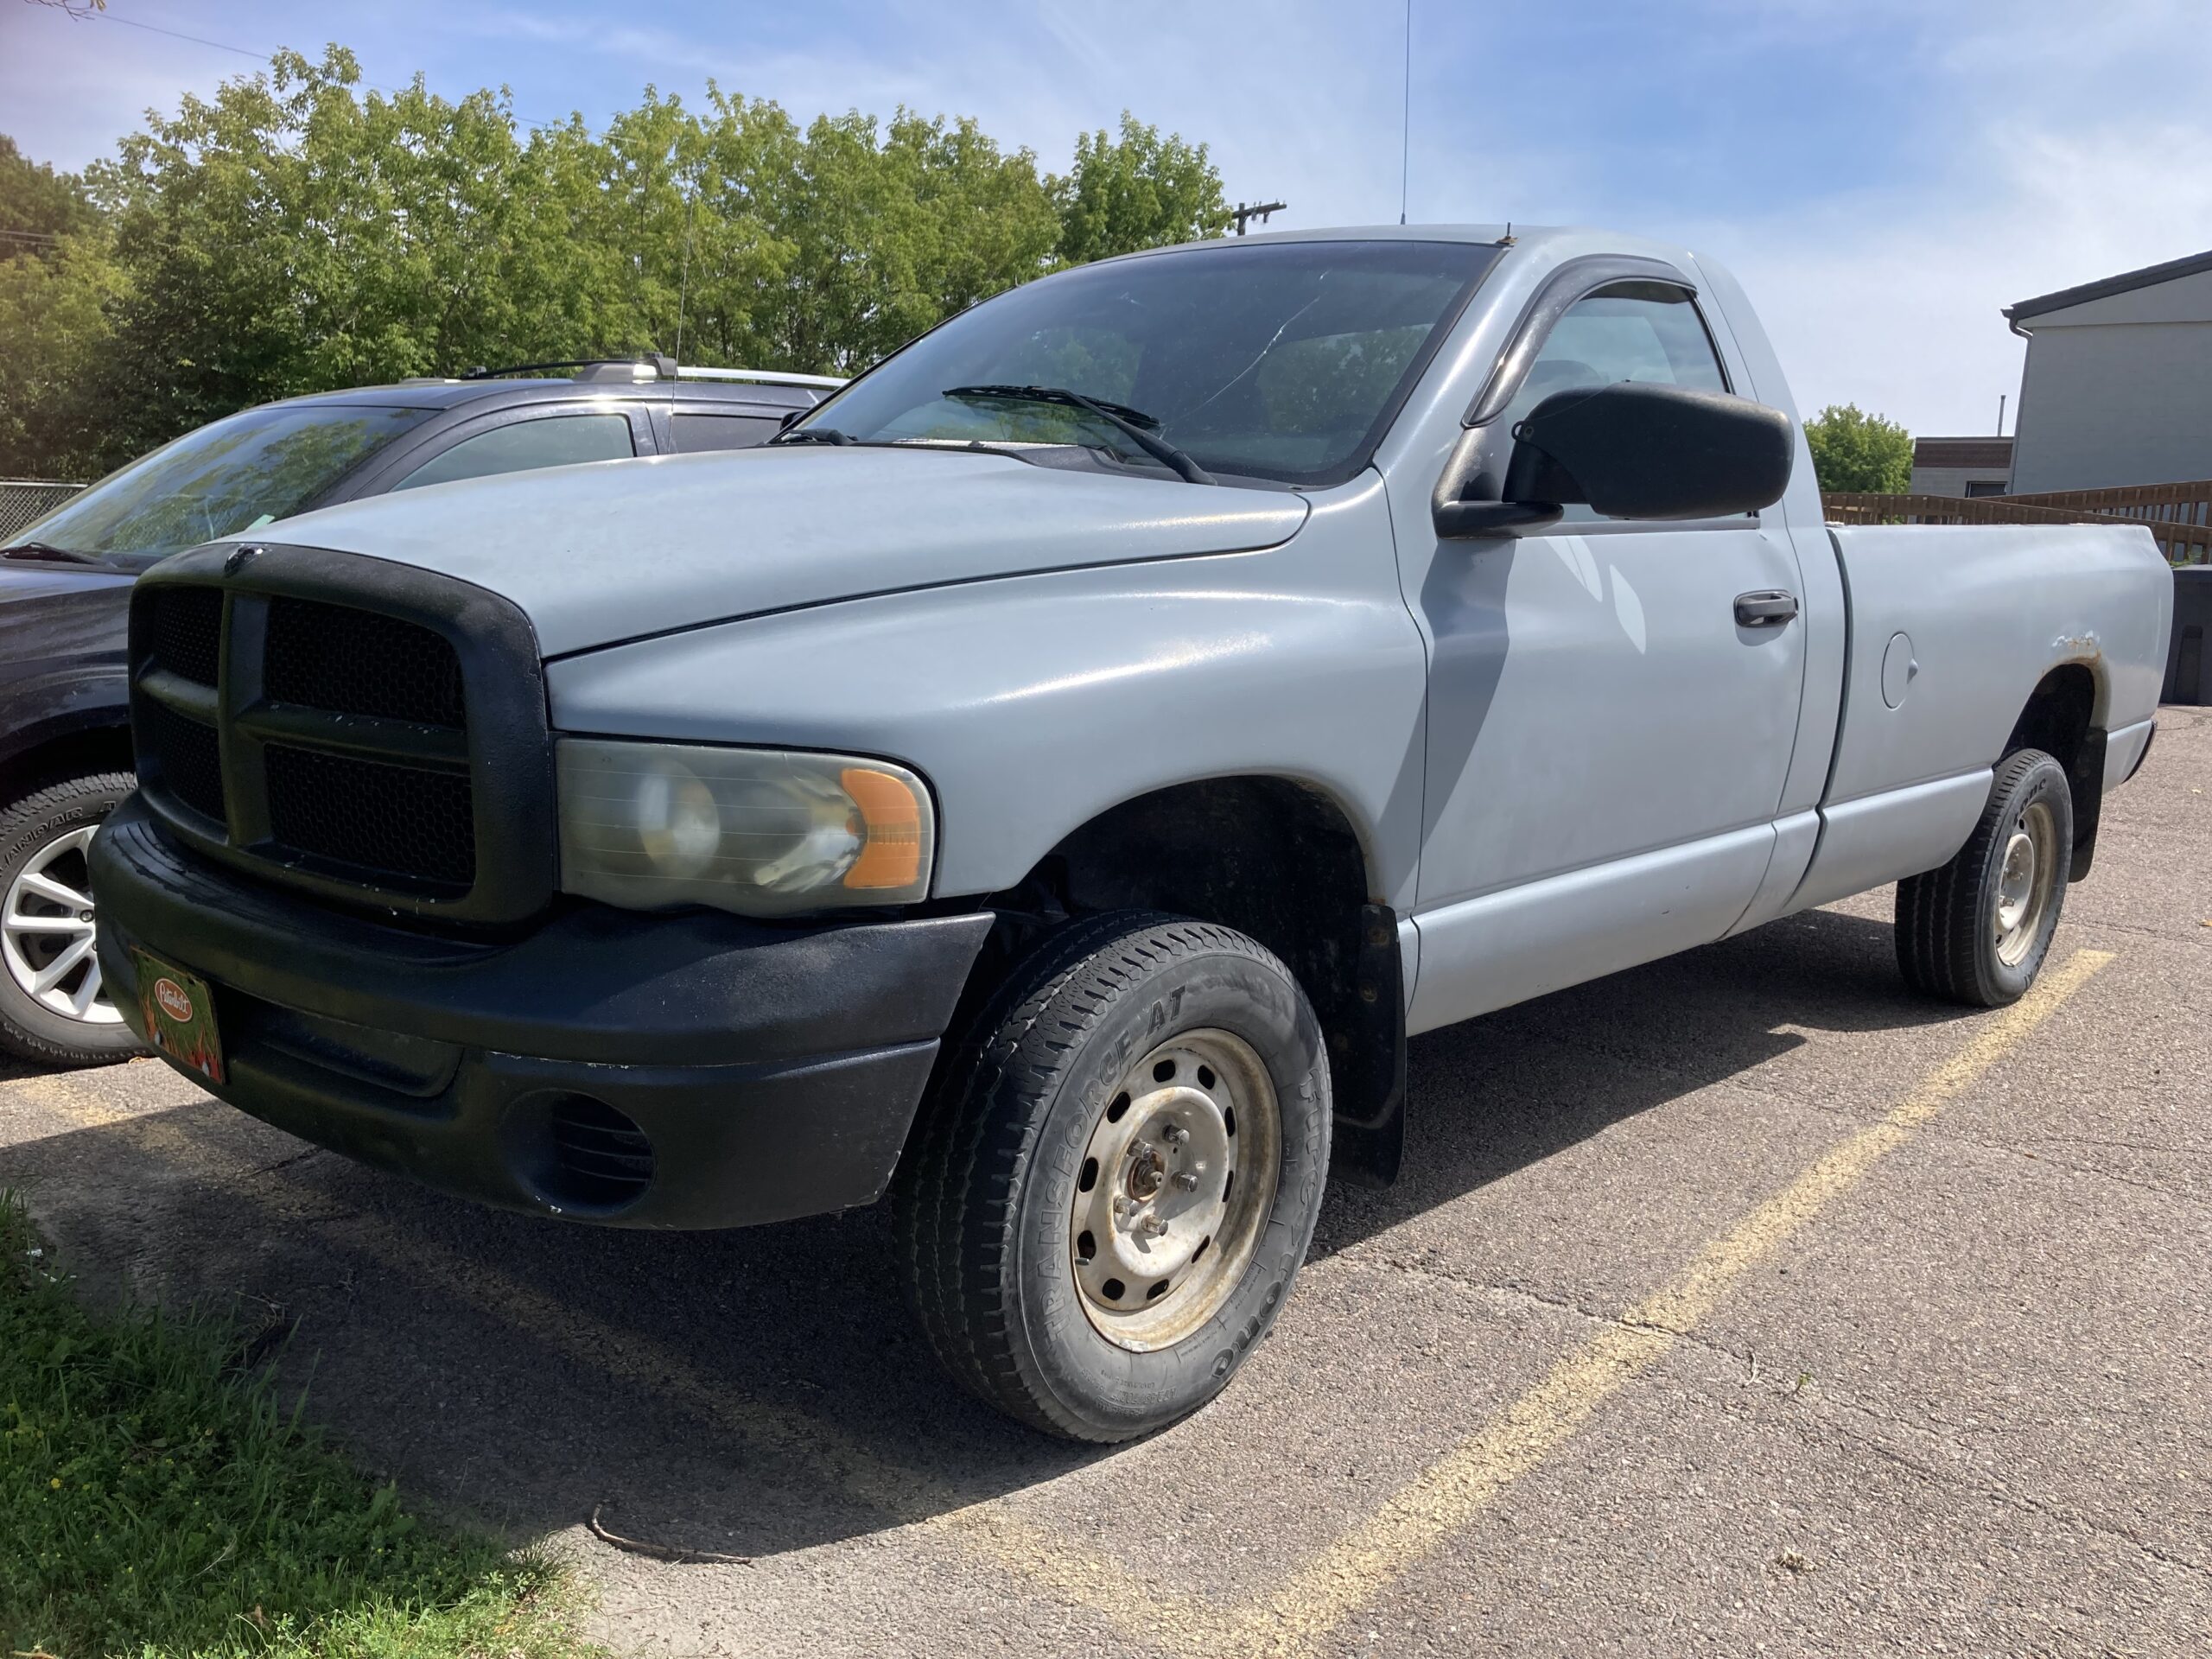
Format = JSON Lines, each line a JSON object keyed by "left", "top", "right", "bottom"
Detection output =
{"left": 1399, "top": 0, "right": 1412, "bottom": 225}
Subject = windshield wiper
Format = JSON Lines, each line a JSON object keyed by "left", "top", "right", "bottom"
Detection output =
{"left": 941, "top": 385, "right": 1217, "bottom": 486}
{"left": 0, "top": 541, "right": 103, "bottom": 566}
{"left": 768, "top": 425, "right": 858, "bottom": 447}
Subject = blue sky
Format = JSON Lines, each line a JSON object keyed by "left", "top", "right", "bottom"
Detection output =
{"left": 6, "top": 0, "right": 2210, "bottom": 435}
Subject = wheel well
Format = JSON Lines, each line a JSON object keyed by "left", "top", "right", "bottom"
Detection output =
{"left": 963, "top": 777, "right": 1407, "bottom": 1184}
{"left": 2002, "top": 664, "right": 2102, "bottom": 879}
{"left": 0, "top": 722, "right": 136, "bottom": 808}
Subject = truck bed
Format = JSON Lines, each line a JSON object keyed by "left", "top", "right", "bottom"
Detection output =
{"left": 1783, "top": 521, "right": 2171, "bottom": 913}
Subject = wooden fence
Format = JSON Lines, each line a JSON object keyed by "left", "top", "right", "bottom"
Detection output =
{"left": 1990, "top": 479, "right": 2212, "bottom": 560}
{"left": 1823, "top": 488, "right": 2212, "bottom": 563}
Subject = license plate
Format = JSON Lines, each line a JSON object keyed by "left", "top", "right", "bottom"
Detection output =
{"left": 133, "top": 950, "right": 225, "bottom": 1084}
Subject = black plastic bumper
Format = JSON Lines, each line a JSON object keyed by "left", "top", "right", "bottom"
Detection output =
{"left": 89, "top": 795, "right": 993, "bottom": 1229}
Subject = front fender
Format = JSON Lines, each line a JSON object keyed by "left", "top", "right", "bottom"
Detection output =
{"left": 0, "top": 668, "right": 133, "bottom": 778}
{"left": 544, "top": 476, "right": 1429, "bottom": 910}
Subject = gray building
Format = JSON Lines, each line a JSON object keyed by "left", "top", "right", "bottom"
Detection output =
{"left": 1910, "top": 436, "right": 2013, "bottom": 498}
{"left": 2005, "top": 247, "right": 2212, "bottom": 494}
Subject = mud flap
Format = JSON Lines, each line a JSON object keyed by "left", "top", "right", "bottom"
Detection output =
{"left": 1328, "top": 902, "right": 1406, "bottom": 1188}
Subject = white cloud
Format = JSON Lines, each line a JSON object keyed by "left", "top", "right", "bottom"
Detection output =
{"left": 1706, "top": 120, "right": 2212, "bottom": 433}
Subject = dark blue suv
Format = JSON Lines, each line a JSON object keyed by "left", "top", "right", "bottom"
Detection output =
{"left": 0, "top": 362, "right": 830, "bottom": 1065}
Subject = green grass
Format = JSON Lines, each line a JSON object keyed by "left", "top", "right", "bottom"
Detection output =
{"left": 0, "top": 1192, "right": 597, "bottom": 1659}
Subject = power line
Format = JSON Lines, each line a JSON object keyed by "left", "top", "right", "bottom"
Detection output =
{"left": 70, "top": 6, "right": 575, "bottom": 131}
{"left": 89, "top": 11, "right": 264, "bottom": 60}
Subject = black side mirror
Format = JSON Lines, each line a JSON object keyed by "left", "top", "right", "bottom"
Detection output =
{"left": 1433, "top": 381, "right": 1796, "bottom": 538}
{"left": 1503, "top": 382, "right": 1794, "bottom": 522}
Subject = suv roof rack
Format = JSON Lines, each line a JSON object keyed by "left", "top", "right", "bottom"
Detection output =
{"left": 460, "top": 355, "right": 845, "bottom": 389}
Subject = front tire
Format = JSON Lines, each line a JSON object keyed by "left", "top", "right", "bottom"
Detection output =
{"left": 1896, "top": 748, "right": 2073, "bottom": 1007}
{"left": 900, "top": 912, "right": 1330, "bottom": 1442}
{"left": 0, "top": 771, "right": 144, "bottom": 1067}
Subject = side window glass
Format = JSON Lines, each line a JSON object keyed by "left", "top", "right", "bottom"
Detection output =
{"left": 1500, "top": 283, "right": 1730, "bottom": 521}
{"left": 393, "top": 413, "right": 635, "bottom": 492}
{"left": 671, "top": 412, "right": 783, "bottom": 453}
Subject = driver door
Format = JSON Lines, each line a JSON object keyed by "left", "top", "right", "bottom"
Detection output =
{"left": 1405, "top": 278, "right": 1807, "bottom": 1030}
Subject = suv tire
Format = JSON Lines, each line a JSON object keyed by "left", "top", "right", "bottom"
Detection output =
{"left": 0, "top": 771, "right": 144, "bottom": 1067}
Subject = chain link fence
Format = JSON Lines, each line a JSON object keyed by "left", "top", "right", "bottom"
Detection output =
{"left": 0, "top": 480, "right": 86, "bottom": 542}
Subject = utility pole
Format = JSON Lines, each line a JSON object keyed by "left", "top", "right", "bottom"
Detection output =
{"left": 1230, "top": 200, "right": 1287, "bottom": 236}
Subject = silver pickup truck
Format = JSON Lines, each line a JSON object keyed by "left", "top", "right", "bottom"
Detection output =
{"left": 91, "top": 226, "right": 2171, "bottom": 1442}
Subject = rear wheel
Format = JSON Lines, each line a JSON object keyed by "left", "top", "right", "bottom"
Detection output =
{"left": 1896, "top": 748, "right": 2073, "bottom": 1007}
{"left": 0, "top": 771, "right": 143, "bottom": 1067}
{"left": 899, "top": 912, "right": 1330, "bottom": 1442}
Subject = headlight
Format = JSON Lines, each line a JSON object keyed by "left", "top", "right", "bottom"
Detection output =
{"left": 556, "top": 740, "right": 935, "bottom": 916}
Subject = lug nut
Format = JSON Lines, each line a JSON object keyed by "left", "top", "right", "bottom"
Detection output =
{"left": 1162, "top": 1124, "right": 1188, "bottom": 1145}
{"left": 1173, "top": 1171, "right": 1201, "bottom": 1192}
{"left": 1139, "top": 1215, "right": 1170, "bottom": 1238}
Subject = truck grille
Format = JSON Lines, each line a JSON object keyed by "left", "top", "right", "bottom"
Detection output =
{"left": 139, "top": 699, "right": 226, "bottom": 823}
{"left": 127, "top": 545, "right": 555, "bottom": 924}
{"left": 264, "top": 744, "right": 478, "bottom": 887}
{"left": 264, "top": 597, "right": 466, "bottom": 728}
{"left": 145, "top": 587, "right": 224, "bottom": 686}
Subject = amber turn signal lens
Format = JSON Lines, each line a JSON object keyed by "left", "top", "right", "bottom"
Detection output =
{"left": 840, "top": 766, "right": 925, "bottom": 889}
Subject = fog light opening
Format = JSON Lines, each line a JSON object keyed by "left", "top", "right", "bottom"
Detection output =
{"left": 506, "top": 1091, "right": 656, "bottom": 1215}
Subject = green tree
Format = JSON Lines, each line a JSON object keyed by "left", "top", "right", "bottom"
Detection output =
{"left": 0, "top": 133, "right": 98, "bottom": 259}
{"left": 0, "top": 43, "right": 1230, "bottom": 475}
{"left": 80, "top": 48, "right": 623, "bottom": 467}
{"left": 0, "top": 136, "right": 116, "bottom": 476}
{"left": 1803, "top": 403, "right": 1912, "bottom": 494}
{"left": 1052, "top": 113, "right": 1230, "bottom": 265}
{"left": 0, "top": 231, "right": 119, "bottom": 476}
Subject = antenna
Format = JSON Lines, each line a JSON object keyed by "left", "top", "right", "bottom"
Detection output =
{"left": 1997, "top": 393, "right": 2006, "bottom": 437}
{"left": 1399, "top": 0, "right": 1413, "bottom": 224}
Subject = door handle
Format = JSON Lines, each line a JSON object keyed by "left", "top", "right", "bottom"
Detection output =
{"left": 1734, "top": 589, "right": 1798, "bottom": 627}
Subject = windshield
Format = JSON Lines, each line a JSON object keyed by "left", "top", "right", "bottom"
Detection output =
{"left": 802, "top": 239, "right": 1498, "bottom": 488}
{"left": 7, "top": 403, "right": 437, "bottom": 567}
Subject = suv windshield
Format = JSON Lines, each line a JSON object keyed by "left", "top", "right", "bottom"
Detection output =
{"left": 801, "top": 239, "right": 1499, "bottom": 488}
{"left": 7, "top": 403, "right": 436, "bottom": 568}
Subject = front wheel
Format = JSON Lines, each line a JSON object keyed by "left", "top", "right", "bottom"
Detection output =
{"left": 899, "top": 912, "right": 1331, "bottom": 1442}
{"left": 1896, "top": 748, "right": 2074, "bottom": 1007}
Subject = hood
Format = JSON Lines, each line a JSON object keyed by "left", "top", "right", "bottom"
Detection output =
{"left": 245, "top": 446, "right": 1311, "bottom": 657}
{"left": 0, "top": 563, "right": 132, "bottom": 700}
{"left": 0, "top": 562, "right": 136, "bottom": 606}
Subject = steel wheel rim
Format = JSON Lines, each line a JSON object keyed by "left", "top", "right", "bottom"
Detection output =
{"left": 3, "top": 823, "right": 120, "bottom": 1025}
{"left": 1994, "top": 799, "right": 2057, "bottom": 969}
{"left": 1068, "top": 1027, "right": 1281, "bottom": 1352}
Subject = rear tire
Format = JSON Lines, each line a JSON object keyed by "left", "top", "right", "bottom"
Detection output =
{"left": 899, "top": 912, "right": 1330, "bottom": 1442}
{"left": 1895, "top": 748, "right": 2072, "bottom": 1007}
{"left": 0, "top": 771, "right": 144, "bottom": 1067}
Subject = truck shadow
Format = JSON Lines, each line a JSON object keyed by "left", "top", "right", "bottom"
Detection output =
{"left": 4, "top": 903, "right": 1972, "bottom": 1566}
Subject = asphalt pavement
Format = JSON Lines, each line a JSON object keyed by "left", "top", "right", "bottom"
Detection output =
{"left": 4, "top": 706, "right": 2207, "bottom": 1657}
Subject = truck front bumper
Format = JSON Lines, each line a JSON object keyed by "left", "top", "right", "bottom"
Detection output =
{"left": 89, "top": 795, "right": 993, "bottom": 1229}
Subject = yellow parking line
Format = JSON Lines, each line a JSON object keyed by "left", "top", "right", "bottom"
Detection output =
{"left": 1226, "top": 946, "right": 2115, "bottom": 1656}
{"left": 3, "top": 947, "right": 2116, "bottom": 1659}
